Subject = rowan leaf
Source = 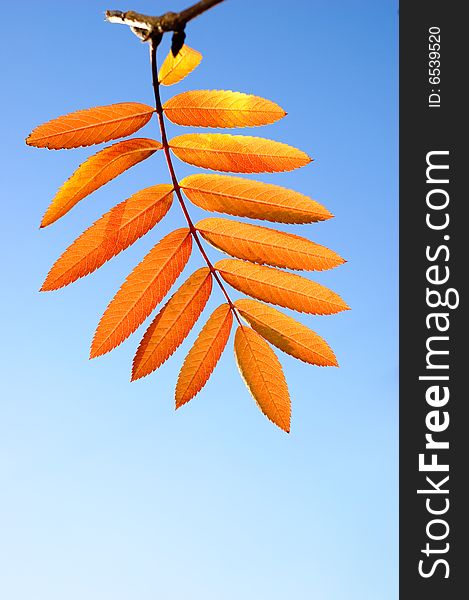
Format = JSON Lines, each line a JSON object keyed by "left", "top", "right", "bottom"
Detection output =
{"left": 234, "top": 325, "right": 291, "bottom": 432}
{"left": 26, "top": 102, "right": 155, "bottom": 150}
{"left": 158, "top": 45, "right": 202, "bottom": 86}
{"left": 163, "top": 90, "right": 286, "bottom": 128}
{"left": 235, "top": 299, "right": 337, "bottom": 366}
{"left": 41, "top": 138, "right": 162, "bottom": 227}
{"left": 41, "top": 185, "right": 174, "bottom": 291}
{"left": 180, "top": 174, "right": 332, "bottom": 223}
{"left": 90, "top": 228, "right": 192, "bottom": 358}
{"left": 132, "top": 268, "right": 213, "bottom": 380}
{"left": 197, "top": 217, "right": 344, "bottom": 271}
{"left": 175, "top": 303, "right": 233, "bottom": 408}
{"left": 216, "top": 259, "right": 350, "bottom": 315}
{"left": 170, "top": 133, "right": 311, "bottom": 173}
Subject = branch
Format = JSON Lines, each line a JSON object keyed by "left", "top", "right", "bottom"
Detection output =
{"left": 106, "top": 0, "right": 225, "bottom": 41}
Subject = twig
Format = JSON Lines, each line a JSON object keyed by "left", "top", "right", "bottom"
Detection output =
{"left": 106, "top": 0, "right": 225, "bottom": 41}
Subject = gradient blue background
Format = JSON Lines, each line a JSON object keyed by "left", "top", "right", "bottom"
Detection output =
{"left": 0, "top": 1, "right": 398, "bottom": 598}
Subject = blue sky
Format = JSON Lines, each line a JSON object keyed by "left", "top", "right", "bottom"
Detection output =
{"left": 0, "top": 1, "right": 398, "bottom": 598}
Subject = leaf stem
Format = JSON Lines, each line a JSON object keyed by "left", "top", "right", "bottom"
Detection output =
{"left": 149, "top": 39, "right": 241, "bottom": 324}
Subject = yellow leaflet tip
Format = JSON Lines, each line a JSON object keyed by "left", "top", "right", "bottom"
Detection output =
{"left": 40, "top": 213, "right": 54, "bottom": 228}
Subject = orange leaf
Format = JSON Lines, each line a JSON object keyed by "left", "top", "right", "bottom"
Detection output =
{"left": 197, "top": 217, "right": 344, "bottom": 271}
{"left": 235, "top": 299, "right": 337, "bottom": 366}
{"left": 132, "top": 268, "right": 212, "bottom": 380}
{"left": 216, "top": 259, "right": 349, "bottom": 315}
{"left": 234, "top": 325, "right": 291, "bottom": 432}
{"left": 175, "top": 303, "right": 233, "bottom": 407}
{"left": 163, "top": 90, "right": 286, "bottom": 128}
{"left": 41, "top": 138, "right": 162, "bottom": 227}
{"left": 180, "top": 174, "right": 332, "bottom": 223}
{"left": 158, "top": 45, "right": 202, "bottom": 86}
{"left": 90, "top": 228, "right": 192, "bottom": 358}
{"left": 26, "top": 102, "right": 155, "bottom": 150}
{"left": 170, "top": 133, "right": 311, "bottom": 173}
{"left": 41, "top": 185, "right": 174, "bottom": 291}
